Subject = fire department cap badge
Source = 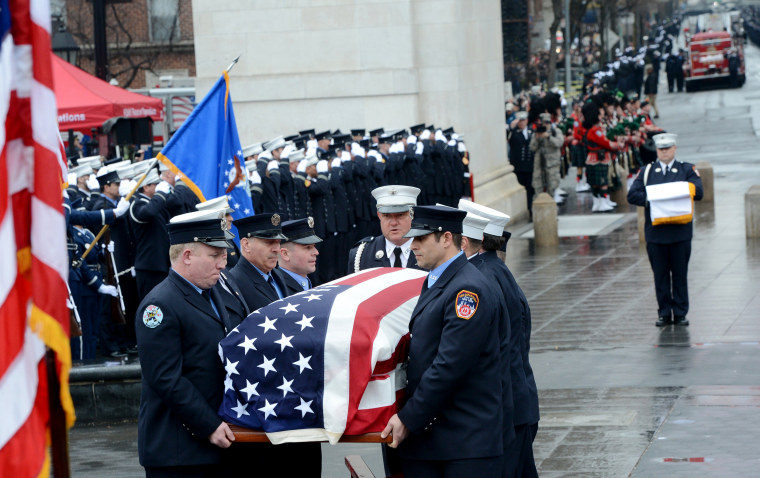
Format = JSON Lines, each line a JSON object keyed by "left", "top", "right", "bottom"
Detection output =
{"left": 307, "top": 216, "right": 315, "bottom": 228}
{"left": 455, "top": 290, "right": 479, "bottom": 320}
{"left": 271, "top": 213, "right": 281, "bottom": 226}
{"left": 143, "top": 305, "right": 164, "bottom": 328}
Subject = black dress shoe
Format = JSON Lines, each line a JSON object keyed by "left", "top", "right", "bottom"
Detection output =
{"left": 674, "top": 316, "right": 689, "bottom": 326}
{"left": 656, "top": 316, "right": 673, "bottom": 327}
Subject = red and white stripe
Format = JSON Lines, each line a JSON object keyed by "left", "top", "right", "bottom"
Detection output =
{"left": 0, "top": 0, "right": 73, "bottom": 475}
{"left": 268, "top": 267, "right": 427, "bottom": 444}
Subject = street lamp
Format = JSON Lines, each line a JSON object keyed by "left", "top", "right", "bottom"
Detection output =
{"left": 51, "top": 16, "right": 80, "bottom": 65}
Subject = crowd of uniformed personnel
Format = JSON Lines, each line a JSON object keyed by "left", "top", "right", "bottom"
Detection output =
{"left": 63, "top": 124, "right": 470, "bottom": 360}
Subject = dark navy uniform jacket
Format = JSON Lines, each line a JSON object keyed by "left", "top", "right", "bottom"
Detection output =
{"left": 508, "top": 127, "right": 534, "bottom": 173}
{"left": 228, "top": 258, "right": 288, "bottom": 312}
{"left": 129, "top": 191, "right": 171, "bottom": 273}
{"left": 471, "top": 251, "right": 540, "bottom": 427}
{"left": 398, "top": 254, "right": 503, "bottom": 461}
{"left": 135, "top": 270, "right": 232, "bottom": 467}
{"left": 216, "top": 270, "right": 250, "bottom": 328}
{"left": 627, "top": 159, "right": 703, "bottom": 244}
{"left": 347, "top": 236, "right": 419, "bottom": 274}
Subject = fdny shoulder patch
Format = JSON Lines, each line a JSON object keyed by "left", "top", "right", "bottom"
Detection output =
{"left": 455, "top": 290, "right": 479, "bottom": 320}
{"left": 143, "top": 305, "right": 164, "bottom": 328}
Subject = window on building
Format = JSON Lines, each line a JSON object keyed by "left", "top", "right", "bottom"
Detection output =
{"left": 149, "top": 0, "right": 180, "bottom": 42}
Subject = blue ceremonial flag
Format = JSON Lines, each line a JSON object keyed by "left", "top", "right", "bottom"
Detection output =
{"left": 157, "top": 72, "right": 254, "bottom": 229}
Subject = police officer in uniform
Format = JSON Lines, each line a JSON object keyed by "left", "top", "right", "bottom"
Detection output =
{"left": 628, "top": 133, "right": 703, "bottom": 326}
{"left": 348, "top": 185, "right": 421, "bottom": 273}
{"left": 277, "top": 217, "right": 322, "bottom": 295}
{"left": 459, "top": 200, "right": 540, "bottom": 478}
{"left": 228, "top": 213, "right": 289, "bottom": 312}
{"left": 382, "top": 205, "right": 503, "bottom": 477}
{"left": 135, "top": 209, "right": 236, "bottom": 478}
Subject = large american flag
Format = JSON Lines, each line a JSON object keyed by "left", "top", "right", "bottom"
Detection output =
{"left": 0, "top": 0, "right": 73, "bottom": 475}
{"left": 218, "top": 267, "right": 427, "bottom": 444}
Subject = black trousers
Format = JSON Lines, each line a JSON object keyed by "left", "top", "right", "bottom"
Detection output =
{"left": 514, "top": 171, "right": 535, "bottom": 215}
{"left": 502, "top": 423, "right": 539, "bottom": 478}
{"left": 401, "top": 455, "right": 502, "bottom": 478}
{"left": 646, "top": 240, "right": 691, "bottom": 318}
{"left": 667, "top": 73, "right": 675, "bottom": 92}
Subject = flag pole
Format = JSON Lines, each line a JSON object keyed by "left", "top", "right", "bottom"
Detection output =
{"left": 226, "top": 55, "right": 241, "bottom": 73}
{"left": 46, "top": 349, "right": 70, "bottom": 478}
{"left": 77, "top": 158, "right": 158, "bottom": 264}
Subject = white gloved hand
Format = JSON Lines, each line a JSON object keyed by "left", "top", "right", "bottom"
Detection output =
{"left": 390, "top": 142, "right": 403, "bottom": 154}
{"left": 420, "top": 129, "right": 431, "bottom": 141}
{"left": 114, "top": 198, "right": 130, "bottom": 217}
{"left": 305, "top": 146, "right": 317, "bottom": 158}
{"left": 434, "top": 130, "right": 446, "bottom": 142}
{"left": 341, "top": 151, "right": 352, "bottom": 163}
{"left": 457, "top": 142, "right": 467, "bottom": 153}
{"left": 447, "top": 139, "right": 457, "bottom": 147}
{"left": 368, "top": 150, "right": 381, "bottom": 161}
{"left": 107, "top": 241, "right": 115, "bottom": 253}
{"left": 86, "top": 175, "right": 100, "bottom": 191}
{"left": 307, "top": 139, "right": 318, "bottom": 150}
{"left": 281, "top": 144, "right": 294, "bottom": 159}
{"left": 249, "top": 170, "right": 262, "bottom": 184}
{"left": 351, "top": 144, "right": 365, "bottom": 158}
{"left": 67, "top": 172, "right": 77, "bottom": 186}
{"left": 98, "top": 284, "right": 118, "bottom": 297}
{"left": 331, "top": 157, "right": 342, "bottom": 169}
{"left": 415, "top": 142, "right": 424, "bottom": 155}
{"left": 297, "top": 160, "right": 307, "bottom": 174}
{"left": 267, "top": 160, "right": 279, "bottom": 172}
{"left": 118, "top": 180, "right": 133, "bottom": 197}
{"left": 316, "top": 160, "right": 328, "bottom": 174}
{"left": 174, "top": 174, "right": 182, "bottom": 183}
{"left": 407, "top": 135, "right": 417, "bottom": 145}
{"left": 259, "top": 150, "right": 273, "bottom": 161}
{"left": 155, "top": 180, "right": 172, "bottom": 195}
{"left": 452, "top": 133, "right": 459, "bottom": 141}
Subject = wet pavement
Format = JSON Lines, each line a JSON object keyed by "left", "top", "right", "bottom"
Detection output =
{"left": 69, "top": 44, "right": 760, "bottom": 477}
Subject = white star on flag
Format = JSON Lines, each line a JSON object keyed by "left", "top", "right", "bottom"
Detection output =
{"left": 231, "top": 400, "right": 250, "bottom": 418}
{"left": 258, "top": 399, "right": 278, "bottom": 420}
{"left": 244, "top": 208, "right": 251, "bottom": 214}
{"left": 302, "top": 293, "right": 322, "bottom": 302}
{"left": 230, "top": 326, "right": 240, "bottom": 334}
{"left": 234, "top": 202, "right": 241, "bottom": 209}
{"left": 225, "top": 359, "right": 239, "bottom": 376}
{"left": 238, "top": 335, "right": 257, "bottom": 355}
{"left": 258, "top": 355, "right": 277, "bottom": 376}
{"left": 224, "top": 375, "right": 234, "bottom": 393}
{"left": 237, "top": 149, "right": 243, "bottom": 156}
{"left": 241, "top": 380, "right": 259, "bottom": 400}
{"left": 217, "top": 343, "right": 224, "bottom": 362}
{"left": 293, "top": 353, "right": 312, "bottom": 373}
{"left": 295, "top": 315, "right": 314, "bottom": 331}
{"left": 223, "top": 181, "right": 229, "bottom": 188}
{"left": 228, "top": 159, "right": 234, "bottom": 165}
{"left": 294, "top": 398, "right": 314, "bottom": 418}
{"left": 277, "top": 377, "right": 294, "bottom": 397}
{"left": 280, "top": 303, "right": 299, "bottom": 314}
{"left": 258, "top": 316, "right": 277, "bottom": 334}
{"left": 274, "top": 333, "right": 294, "bottom": 351}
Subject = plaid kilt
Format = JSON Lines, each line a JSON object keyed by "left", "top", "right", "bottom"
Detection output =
{"left": 570, "top": 144, "right": 587, "bottom": 167}
{"left": 586, "top": 163, "right": 608, "bottom": 187}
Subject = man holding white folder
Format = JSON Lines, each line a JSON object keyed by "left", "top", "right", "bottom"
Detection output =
{"left": 628, "top": 133, "right": 703, "bottom": 327}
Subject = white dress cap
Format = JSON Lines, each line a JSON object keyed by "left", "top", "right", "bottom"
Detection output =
{"left": 372, "top": 185, "right": 421, "bottom": 213}
{"left": 244, "top": 159, "right": 257, "bottom": 172}
{"left": 170, "top": 208, "right": 225, "bottom": 224}
{"left": 71, "top": 164, "right": 94, "bottom": 178}
{"left": 303, "top": 153, "right": 319, "bottom": 168}
{"left": 242, "top": 143, "right": 263, "bottom": 158}
{"left": 197, "top": 195, "right": 234, "bottom": 214}
{"left": 457, "top": 199, "right": 510, "bottom": 236}
{"left": 78, "top": 155, "right": 103, "bottom": 169}
{"left": 264, "top": 136, "right": 286, "bottom": 152}
{"left": 288, "top": 149, "right": 305, "bottom": 163}
{"left": 462, "top": 212, "right": 490, "bottom": 241}
{"left": 652, "top": 133, "right": 677, "bottom": 149}
{"left": 141, "top": 169, "right": 161, "bottom": 186}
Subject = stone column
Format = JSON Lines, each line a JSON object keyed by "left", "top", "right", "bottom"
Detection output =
{"left": 696, "top": 161, "right": 714, "bottom": 202}
{"left": 746, "top": 185, "right": 760, "bottom": 238}
{"left": 191, "top": 0, "right": 527, "bottom": 220}
{"left": 533, "top": 193, "right": 558, "bottom": 246}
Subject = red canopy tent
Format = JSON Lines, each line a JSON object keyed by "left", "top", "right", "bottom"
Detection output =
{"left": 52, "top": 53, "right": 164, "bottom": 131}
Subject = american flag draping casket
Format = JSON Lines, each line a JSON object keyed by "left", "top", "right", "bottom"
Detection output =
{"left": 217, "top": 267, "right": 428, "bottom": 444}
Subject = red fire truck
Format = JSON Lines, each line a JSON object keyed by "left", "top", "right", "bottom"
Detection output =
{"left": 683, "top": 31, "right": 745, "bottom": 91}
